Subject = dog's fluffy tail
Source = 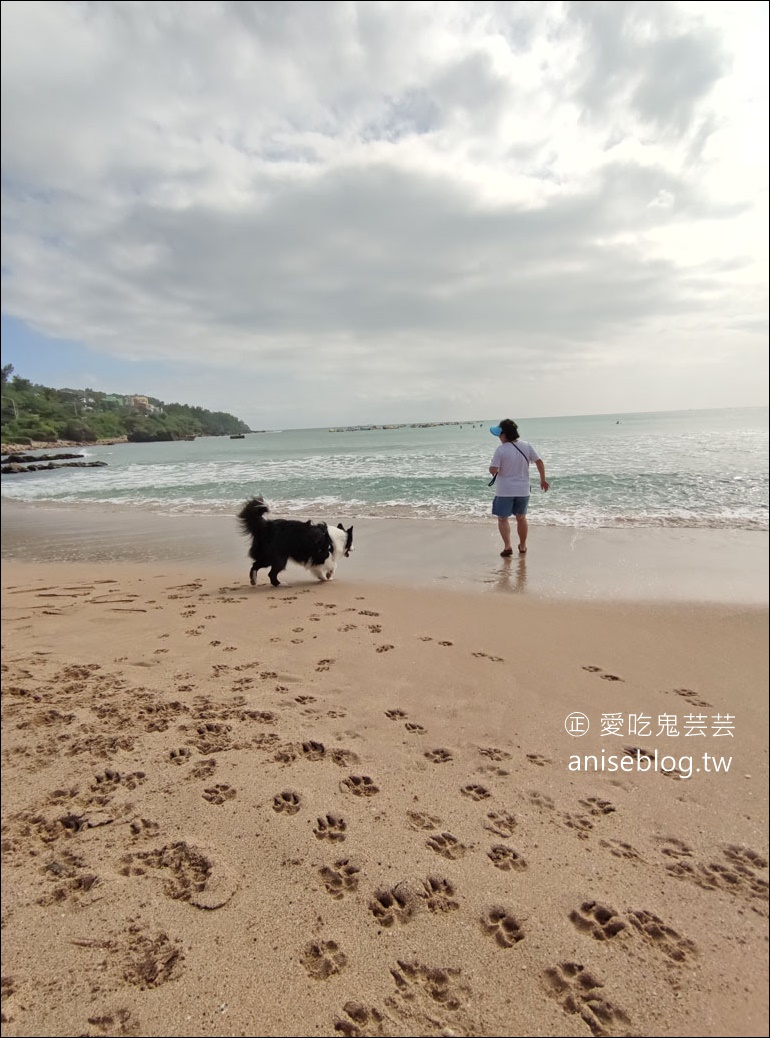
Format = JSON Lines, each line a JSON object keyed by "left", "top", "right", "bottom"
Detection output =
{"left": 238, "top": 496, "right": 270, "bottom": 537}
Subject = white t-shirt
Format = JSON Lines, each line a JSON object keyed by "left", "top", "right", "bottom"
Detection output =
{"left": 490, "top": 440, "right": 540, "bottom": 497}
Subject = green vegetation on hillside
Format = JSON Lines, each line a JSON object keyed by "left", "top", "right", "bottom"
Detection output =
{"left": 0, "top": 365, "right": 250, "bottom": 443}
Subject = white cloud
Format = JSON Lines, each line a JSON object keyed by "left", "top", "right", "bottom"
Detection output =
{"left": 1, "top": 0, "right": 767, "bottom": 427}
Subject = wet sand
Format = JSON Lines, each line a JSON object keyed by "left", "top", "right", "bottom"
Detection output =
{"left": 2, "top": 500, "right": 767, "bottom": 604}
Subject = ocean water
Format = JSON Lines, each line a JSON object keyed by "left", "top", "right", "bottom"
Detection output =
{"left": 2, "top": 408, "right": 767, "bottom": 531}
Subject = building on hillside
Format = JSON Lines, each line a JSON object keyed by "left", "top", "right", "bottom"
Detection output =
{"left": 128, "top": 395, "right": 155, "bottom": 413}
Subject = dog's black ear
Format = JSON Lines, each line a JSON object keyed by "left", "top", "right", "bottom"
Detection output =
{"left": 337, "top": 523, "right": 344, "bottom": 530}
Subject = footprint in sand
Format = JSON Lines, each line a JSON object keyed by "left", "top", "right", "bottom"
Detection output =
{"left": 526, "top": 753, "right": 552, "bottom": 767}
{"left": 272, "top": 790, "right": 301, "bottom": 815}
{"left": 319, "top": 859, "right": 360, "bottom": 899}
{"left": 479, "top": 747, "right": 511, "bottom": 762}
{"left": 562, "top": 813, "right": 594, "bottom": 839}
{"left": 461, "top": 783, "right": 491, "bottom": 801}
{"left": 426, "top": 832, "right": 466, "bottom": 860}
{"left": 129, "top": 818, "right": 161, "bottom": 841}
{"left": 385, "top": 709, "right": 408, "bottom": 720}
{"left": 202, "top": 785, "right": 236, "bottom": 805}
{"left": 240, "top": 710, "right": 277, "bottom": 724}
{"left": 301, "top": 740, "right": 326, "bottom": 761}
{"left": 672, "top": 687, "right": 712, "bottom": 708}
{"left": 190, "top": 759, "right": 217, "bottom": 780}
{"left": 407, "top": 811, "right": 443, "bottom": 832}
{"left": 121, "top": 842, "right": 238, "bottom": 909}
{"left": 542, "top": 961, "right": 630, "bottom": 1036}
{"left": 526, "top": 790, "right": 555, "bottom": 811}
{"left": 488, "top": 845, "right": 527, "bottom": 871}
{"left": 600, "top": 838, "right": 643, "bottom": 862}
{"left": 90, "top": 769, "right": 146, "bottom": 794}
{"left": 722, "top": 844, "right": 768, "bottom": 869}
{"left": 405, "top": 722, "right": 426, "bottom": 734}
{"left": 341, "top": 775, "right": 380, "bottom": 797}
{"left": 424, "top": 748, "right": 453, "bottom": 764}
{"left": 109, "top": 927, "right": 185, "bottom": 990}
{"left": 334, "top": 1002, "right": 388, "bottom": 1036}
{"left": 569, "top": 901, "right": 627, "bottom": 941}
{"left": 417, "top": 876, "right": 459, "bottom": 913}
{"left": 480, "top": 907, "right": 525, "bottom": 947}
{"left": 484, "top": 811, "right": 518, "bottom": 837}
{"left": 626, "top": 910, "right": 697, "bottom": 963}
{"left": 369, "top": 886, "right": 414, "bottom": 927}
{"left": 314, "top": 814, "right": 347, "bottom": 842}
{"left": 579, "top": 796, "right": 616, "bottom": 816}
{"left": 38, "top": 859, "right": 100, "bottom": 908}
{"left": 329, "top": 748, "right": 361, "bottom": 768}
{"left": 300, "top": 940, "right": 347, "bottom": 980}
{"left": 582, "top": 664, "right": 624, "bottom": 681}
{"left": 665, "top": 854, "right": 769, "bottom": 904}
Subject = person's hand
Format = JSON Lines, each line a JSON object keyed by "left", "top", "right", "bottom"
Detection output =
{"left": 541, "top": 479, "right": 550, "bottom": 492}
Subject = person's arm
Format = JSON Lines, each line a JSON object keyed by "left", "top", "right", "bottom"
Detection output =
{"left": 535, "top": 459, "right": 549, "bottom": 491}
{"left": 489, "top": 464, "right": 500, "bottom": 475}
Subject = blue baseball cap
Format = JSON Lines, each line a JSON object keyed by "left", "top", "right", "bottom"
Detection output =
{"left": 490, "top": 425, "right": 502, "bottom": 436}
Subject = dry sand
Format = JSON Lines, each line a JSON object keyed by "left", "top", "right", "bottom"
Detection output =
{"left": 1, "top": 551, "right": 768, "bottom": 1037}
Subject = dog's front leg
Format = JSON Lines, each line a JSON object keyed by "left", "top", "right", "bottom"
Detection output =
{"left": 268, "top": 562, "right": 286, "bottom": 587}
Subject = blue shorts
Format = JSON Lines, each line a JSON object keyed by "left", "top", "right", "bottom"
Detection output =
{"left": 492, "top": 495, "right": 529, "bottom": 518}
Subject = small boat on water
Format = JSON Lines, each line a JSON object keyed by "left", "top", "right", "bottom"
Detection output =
{"left": 230, "top": 433, "right": 246, "bottom": 439}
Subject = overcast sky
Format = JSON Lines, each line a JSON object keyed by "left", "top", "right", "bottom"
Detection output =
{"left": 2, "top": 0, "right": 767, "bottom": 428}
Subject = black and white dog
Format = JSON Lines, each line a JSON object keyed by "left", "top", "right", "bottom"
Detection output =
{"left": 238, "top": 497, "right": 354, "bottom": 587}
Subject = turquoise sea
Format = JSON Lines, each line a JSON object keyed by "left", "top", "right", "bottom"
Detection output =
{"left": 2, "top": 407, "right": 767, "bottom": 531}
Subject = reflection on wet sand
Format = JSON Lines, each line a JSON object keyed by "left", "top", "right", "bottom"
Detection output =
{"left": 496, "top": 555, "right": 527, "bottom": 593}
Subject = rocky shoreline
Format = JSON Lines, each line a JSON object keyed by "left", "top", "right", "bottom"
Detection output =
{"left": 0, "top": 445, "right": 117, "bottom": 475}
{"left": 2, "top": 455, "right": 108, "bottom": 474}
{"left": 1, "top": 436, "right": 127, "bottom": 455}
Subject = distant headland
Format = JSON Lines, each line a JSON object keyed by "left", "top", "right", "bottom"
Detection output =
{"left": 1, "top": 365, "right": 250, "bottom": 446}
{"left": 328, "top": 421, "right": 484, "bottom": 432}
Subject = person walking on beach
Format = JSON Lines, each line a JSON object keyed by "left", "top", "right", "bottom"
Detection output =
{"left": 488, "top": 419, "right": 549, "bottom": 556}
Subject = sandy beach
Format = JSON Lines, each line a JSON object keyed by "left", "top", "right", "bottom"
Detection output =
{"left": 1, "top": 513, "right": 768, "bottom": 1037}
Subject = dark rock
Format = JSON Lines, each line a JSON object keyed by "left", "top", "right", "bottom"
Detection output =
{"left": 1, "top": 461, "right": 108, "bottom": 474}
{"left": 3, "top": 452, "right": 86, "bottom": 463}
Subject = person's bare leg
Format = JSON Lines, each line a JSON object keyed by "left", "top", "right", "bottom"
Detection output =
{"left": 498, "top": 517, "right": 512, "bottom": 553}
{"left": 516, "top": 514, "right": 528, "bottom": 553}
